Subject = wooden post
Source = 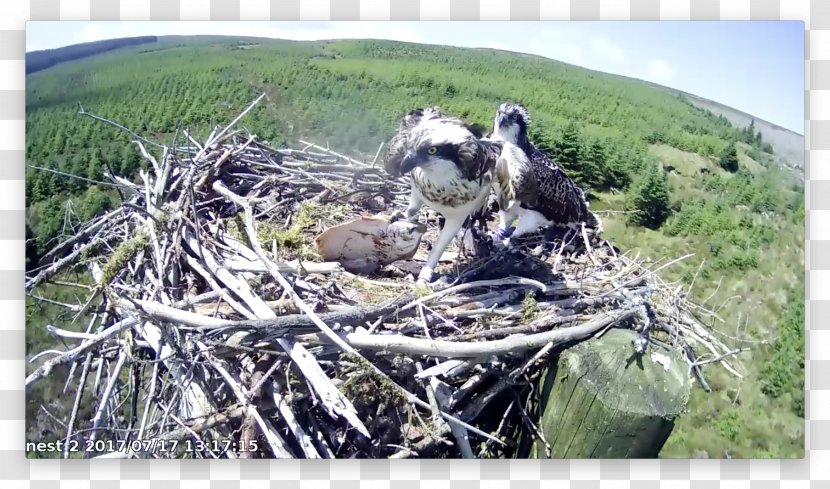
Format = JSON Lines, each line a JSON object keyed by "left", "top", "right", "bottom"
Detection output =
{"left": 529, "top": 328, "right": 691, "bottom": 458}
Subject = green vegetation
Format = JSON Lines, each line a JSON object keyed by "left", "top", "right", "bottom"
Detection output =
{"left": 760, "top": 290, "right": 805, "bottom": 417}
{"left": 521, "top": 292, "right": 538, "bottom": 323}
{"left": 26, "top": 36, "right": 158, "bottom": 74}
{"left": 25, "top": 36, "right": 804, "bottom": 458}
{"left": 625, "top": 162, "right": 671, "bottom": 229}
{"left": 256, "top": 200, "right": 333, "bottom": 260}
{"left": 719, "top": 141, "right": 739, "bottom": 172}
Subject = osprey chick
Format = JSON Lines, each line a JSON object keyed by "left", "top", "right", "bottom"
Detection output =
{"left": 489, "top": 103, "right": 601, "bottom": 243}
{"left": 384, "top": 109, "right": 501, "bottom": 283}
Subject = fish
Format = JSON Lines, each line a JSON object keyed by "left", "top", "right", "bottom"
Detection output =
{"left": 315, "top": 214, "right": 426, "bottom": 274}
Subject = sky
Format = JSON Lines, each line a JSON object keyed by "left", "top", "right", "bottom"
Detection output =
{"left": 26, "top": 20, "right": 805, "bottom": 134}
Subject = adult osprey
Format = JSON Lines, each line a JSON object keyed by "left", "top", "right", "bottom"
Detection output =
{"left": 384, "top": 108, "right": 513, "bottom": 283}
{"left": 384, "top": 106, "right": 445, "bottom": 178}
{"left": 489, "top": 103, "right": 601, "bottom": 244}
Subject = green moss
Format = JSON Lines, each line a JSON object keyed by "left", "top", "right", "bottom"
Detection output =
{"left": 259, "top": 200, "right": 321, "bottom": 250}
{"left": 258, "top": 200, "right": 349, "bottom": 259}
{"left": 414, "top": 281, "right": 432, "bottom": 298}
{"left": 79, "top": 240, "right": 101, "bottom": 261}
{"left": 521, "top": 292, "right": 538, "bottom": 323}
{"left": 100, "top": 229, "right": 148, "bottom": 284}
{"left": 339, "top": 352, "right": 407, "bottom": 408}
{"left": 152, "top": 205, "right": 174, "bottom": 227}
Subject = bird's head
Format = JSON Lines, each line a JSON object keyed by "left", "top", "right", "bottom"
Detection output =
{"left": 400, "top": 106, "right": 444, "bottom": 130}
{"left": 492, "top": 102, "right": 531, "bottom": 145}
{"left": 399, "top": 117, "right": 484, "bottom": 175}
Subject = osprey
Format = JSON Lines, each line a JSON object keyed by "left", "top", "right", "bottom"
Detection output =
{"left": 489, "top": 102, "right": 601, "bottom": 244}
{"left": 384, "top": 106, "right": 445, "bottom": 174}
{"left": 385, "top": 108, "right": 511, "bottom": 283}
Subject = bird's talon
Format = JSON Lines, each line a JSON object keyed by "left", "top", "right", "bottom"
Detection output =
{"left": 433, "top": 275, "right": 450, "bottom": 288}
{"left": 414, "top": 278, "right": 432, "bottom": 296}
{"left": 417, "top": 267, "right": 434, "bottom": 283}
{"left": 494, "top": 227, "right": 514, "bottom": 240}
{"left": 389, "top": 210, "right": 406, "bottom": 223}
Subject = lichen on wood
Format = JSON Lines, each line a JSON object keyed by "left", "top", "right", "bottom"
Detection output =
{"left": 530, "top": 328, "right": 691, "bottom": 458}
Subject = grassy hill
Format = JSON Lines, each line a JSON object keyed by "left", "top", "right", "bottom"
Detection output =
{"left": 24, "top": 35, "right": 804, "bottom": 458}
{"left": 668, "top": 89, "right": 804, "bottom": 174}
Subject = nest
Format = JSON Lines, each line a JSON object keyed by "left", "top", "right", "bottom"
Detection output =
{"left": 26, "top": 95, "right": 742, "bottom": 459}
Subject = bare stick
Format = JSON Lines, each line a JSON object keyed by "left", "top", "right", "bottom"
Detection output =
{"left": 26, "top": 318, "right": 138, "bottom": 390}
{"left": 194, "top": 93, "right": 266, "bottom": 162}
{"left": 78, "top": 103, "right": 164, "bottom": 149}
{"left": 89, "top": 349, "right": 128, "bottom": 444}
{"left": 298, "top": 139, "right": 371, "bottom": 168}
{"left": 26, "top": 238, "right": 102, "bottom": 291}
{"left": 341, "top": 308, "right": 638, "bottom": 358}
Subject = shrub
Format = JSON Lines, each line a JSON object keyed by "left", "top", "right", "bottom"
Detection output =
{"left": 719, "top": 141, "right": 739, "bottom": 172}
{"left": 716, "top": 409, "right": 742, "bottom": 441}
{"left": 625, "top": 163, "right": 671, "bottom": 229}
{"left": 79, "top": 186, "right": 114, "bottom": 221}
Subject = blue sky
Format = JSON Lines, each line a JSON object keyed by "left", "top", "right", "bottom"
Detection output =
{"left": 26, "top": 20, "right": 804, "bottom": 134}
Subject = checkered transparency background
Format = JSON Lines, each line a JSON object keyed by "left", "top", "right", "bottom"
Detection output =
{"left": 2, "top": 0, "right": 825, "bottom": 487}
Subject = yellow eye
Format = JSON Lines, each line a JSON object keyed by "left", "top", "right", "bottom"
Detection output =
{"left": 427, "top": 146, "right": 438, "bottom": 154}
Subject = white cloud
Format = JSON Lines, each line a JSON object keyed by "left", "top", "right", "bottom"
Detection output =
{"left": 538, "top": 25, "right": 582, "bottom": 40}
{"left": 78, "top": 24, "right": 106, "bottom": 43}
{"left": 646, "top": 59, "right": 675, "bottom": 83}
{"left": 556, "top": 44, "right": 584, "bottom": 64}
{"left": 213, "top": 22, "right": 424, "bottom": 44}
{"left": 530, "top": 39, "right": 583, "bottom": 65}
{"left": 591, "top": 37, "right": 626, "bottom": 63}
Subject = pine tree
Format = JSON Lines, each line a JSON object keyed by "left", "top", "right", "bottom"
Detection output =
{"left": 625, "top": 163, "right": 671, "bottom": 229}
{"left": 80, "top": 186, "right": 114, "bottom": 221}
{"left": 87, "top": 150, "right": 104, "bottom": 181}
{"left": 554, "top": 122, "right": 583, "bottom": 179}
{"left": 719, "top": 141, "right": 739, "bottom": 172}
{"left": 582, "top": 140, "right": 607, "bottom": 189}
{"left": 119, "top": 145, "right": 142, "bottom": 177}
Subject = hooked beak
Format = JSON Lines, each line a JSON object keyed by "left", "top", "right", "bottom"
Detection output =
{"left": 496, "top": 113, "right": 507, "bottom": 128}
{"left": 400, "top": 152, "right": 419, "bottom": 174}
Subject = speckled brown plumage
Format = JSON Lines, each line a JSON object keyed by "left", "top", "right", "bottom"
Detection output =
{"left": 381, "top": 107, "right": 504, "bottom": 282}
{"left": 492, "top": 103, "right": 600, "bottom": 229}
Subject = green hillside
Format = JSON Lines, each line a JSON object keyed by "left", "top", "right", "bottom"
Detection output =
{"left": 25, "top": 36, "right": 804, "bottom": 458}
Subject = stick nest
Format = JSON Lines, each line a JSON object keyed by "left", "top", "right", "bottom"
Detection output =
{"left": 26, "top": 95, "right": 743, "bottom": 459}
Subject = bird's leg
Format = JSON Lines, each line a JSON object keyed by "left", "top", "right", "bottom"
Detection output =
{"left": 392, "top": 188, "right": 424, "bottom": 223}
{"left": 495, "top": 209, "right": 516, "bottom": 239}
{"left": 418, "top": 213, "right": 467, "bottom": 283}
{"left": 404, "top": 189, "right": 424, "bottom": 222}
{"left": 459, "top": 201, "right": 487, "bottom": 241}
{"left": 504, "top": 209, "right": 551, "bottom": 248}
{"left": 491, "top": 203, "right": 519, "bottom": 246}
